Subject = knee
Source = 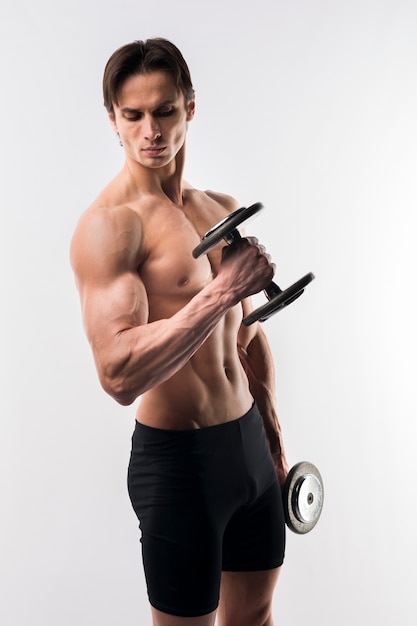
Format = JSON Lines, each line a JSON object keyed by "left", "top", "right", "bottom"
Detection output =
{"left": 219, "top": 569, "right": 279, "bottom": 626}
{"left": 220, "top": 601, "right": 273, "bottom": 626}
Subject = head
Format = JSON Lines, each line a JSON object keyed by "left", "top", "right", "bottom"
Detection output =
{"left": 102, "top": 38, "right": 195, "bottom": 169}
{"left": 103, "top": 38, "right": 195, "bottom": 117}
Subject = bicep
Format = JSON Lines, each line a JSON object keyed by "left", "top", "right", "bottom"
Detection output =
{"left": 82, "top": 271, "right": 149, "bottom": 347}
{"left": 71, "top": 206, "right": 149, "bottom": 346}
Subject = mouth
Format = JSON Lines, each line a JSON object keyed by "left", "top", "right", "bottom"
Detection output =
{"left": 143, "top": 146, "right": 166, "bottom": 157}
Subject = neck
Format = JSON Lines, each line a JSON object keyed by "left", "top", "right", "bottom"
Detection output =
{"left": 123, "top": 143, "right": 187, "bottom": 205}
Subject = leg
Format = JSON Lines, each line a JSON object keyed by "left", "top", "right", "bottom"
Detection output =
{"left": 217, "top": 568, "right": 281, "bottom": 626}
{"left": 217, "top": 414, "right": 285, "bottom": 626}
{"left": 151, "top": 606, "right": 217, "bottom": 626}
{"left": 128, "top": 420, "right": 237, "bottom": 622}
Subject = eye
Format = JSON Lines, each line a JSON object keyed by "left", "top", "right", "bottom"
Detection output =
{"left": 125, "top": 113, "right": 142, "bottom": 122}
{"left": 157, "top": 107, "right": 175, "bottom": 117}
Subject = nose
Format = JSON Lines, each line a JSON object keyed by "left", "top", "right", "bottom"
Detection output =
{"left": 144, "top": 116, "right": 161, "bottom": 142}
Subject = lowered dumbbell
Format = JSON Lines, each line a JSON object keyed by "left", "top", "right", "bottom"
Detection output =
{"left": 192, "top": 202, "right": 315, "bottom": 326}
{"left": 282, "top": 461, "right": 324, "bottom": 534}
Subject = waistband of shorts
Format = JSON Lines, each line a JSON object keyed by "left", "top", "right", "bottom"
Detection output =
{"left": 133, "top": 401, "right": 260, "bottom": 437}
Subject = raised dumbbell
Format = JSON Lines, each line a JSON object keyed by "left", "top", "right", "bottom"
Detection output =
{"left": 192, "top": 202, "right": 315, "bottom": 326}
{"left": 282, "top": 461, "right": 324, "bottom": 534}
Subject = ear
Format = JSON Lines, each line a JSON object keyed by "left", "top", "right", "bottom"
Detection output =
{"left": 186, "top": 98, "right": 196, "bottom": 122}
{"left": 108, "top": 112, "right": 118, "bottom": 134}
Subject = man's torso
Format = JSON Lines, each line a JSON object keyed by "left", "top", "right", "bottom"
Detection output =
{"left": 89, "top": 178, "right": 255, "bottom": 428}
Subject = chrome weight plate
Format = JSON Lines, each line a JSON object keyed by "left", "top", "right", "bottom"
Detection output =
{"left": 283, "top": 461, "right": 324, "bottom": 534}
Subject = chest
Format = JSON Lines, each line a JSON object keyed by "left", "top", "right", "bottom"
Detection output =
{"left": 138, "top": 205, "right": 223, "bottom": 311}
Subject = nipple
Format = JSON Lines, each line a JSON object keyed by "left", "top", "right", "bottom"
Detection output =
{"left": 177, "top": 275, "right": 190, "bottom": 287}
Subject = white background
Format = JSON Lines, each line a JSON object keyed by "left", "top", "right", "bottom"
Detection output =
{"left": 1, "top": 0, "right": 416, "bottom": 624}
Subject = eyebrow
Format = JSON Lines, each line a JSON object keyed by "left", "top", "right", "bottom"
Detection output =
{"left": 120, "top": 99, "right": 176, "bottom": 114}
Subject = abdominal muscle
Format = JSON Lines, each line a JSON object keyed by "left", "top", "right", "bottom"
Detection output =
{"left": 135, "top": 311, "right": 254, "bottom": 430}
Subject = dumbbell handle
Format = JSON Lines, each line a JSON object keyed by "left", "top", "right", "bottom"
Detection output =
{"left": 265, "top": 282, "right": 283, "bottom": 299}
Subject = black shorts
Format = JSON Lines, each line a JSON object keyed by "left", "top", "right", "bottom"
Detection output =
{"left": 127, "top": 403, "right": 286, "bottom": 617}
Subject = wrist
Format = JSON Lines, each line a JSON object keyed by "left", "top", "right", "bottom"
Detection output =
{"left": 203, "top": 274, "right": 241, "bottom": 309}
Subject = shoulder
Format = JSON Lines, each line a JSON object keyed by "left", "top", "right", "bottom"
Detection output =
{"left": 71, "top": 204, "right": 142, "bottom": 252}
{"left": 183, "top": 183, "right": 239, "bottom": 213}
{"left": 204, "top": 189, "right": 239, "bottom": 213}
{"left": 70, "top": 204, "right": 144, "bottom": 280}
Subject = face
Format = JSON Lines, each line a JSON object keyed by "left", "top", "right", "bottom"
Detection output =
{"left": 109, "top": 70, "right": 195, "bottom": 169}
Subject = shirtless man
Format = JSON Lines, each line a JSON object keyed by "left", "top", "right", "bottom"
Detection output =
{"left": 70, "top": 38, "right": 288, "bottom": 626}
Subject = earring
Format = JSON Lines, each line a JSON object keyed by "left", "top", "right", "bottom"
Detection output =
{"left": 117, "top": 133, "right": 123, "bottom": 147}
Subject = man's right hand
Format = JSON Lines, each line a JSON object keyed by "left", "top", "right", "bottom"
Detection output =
{"left": 218, "top": 236, "right": 276, "bottom": 303}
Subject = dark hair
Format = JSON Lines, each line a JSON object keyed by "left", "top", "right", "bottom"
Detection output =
{"left": 102, "top": 38, "right": 194, "bottom": 115}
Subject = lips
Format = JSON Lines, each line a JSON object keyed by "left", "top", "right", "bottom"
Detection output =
{"left": 143, "top": 146, "right": 166, "bottom": 156}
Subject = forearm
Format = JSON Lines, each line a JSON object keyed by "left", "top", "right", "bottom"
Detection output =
{"left": 238, "top": 328, "right": 288, "bottom": 483}
{"left": 238, "top": 333, "right": 282, "bottom": 452}
{"left": 95, "top": 277, "right": 239, "bottom": 405}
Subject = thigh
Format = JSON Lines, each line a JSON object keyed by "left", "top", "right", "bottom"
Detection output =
{"left": 222, "top": 480, "right": 286, "bottom": 572}
{"left": 127, "top": 421, "right": 235, "bottom": 617}
{"left": 140, "top": 503, "right": 222, "bottom": 617}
